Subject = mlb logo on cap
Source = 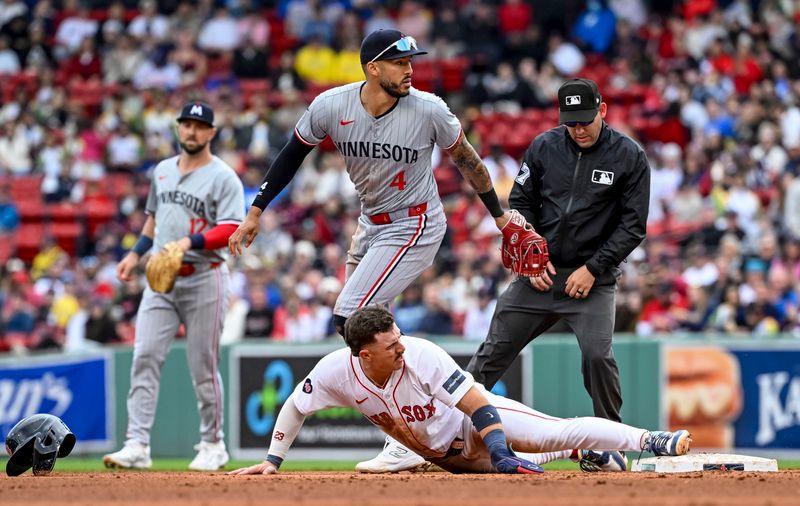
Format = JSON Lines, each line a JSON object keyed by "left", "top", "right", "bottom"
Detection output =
{"left": 558, "top": 79, "right": 602, "bottom": 124}
{"left": 177, "top": 101, "right": 215, "bottom": 127}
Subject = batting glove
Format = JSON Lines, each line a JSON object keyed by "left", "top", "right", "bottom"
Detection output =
{"left": 492, "top": 447, "right": 544, "bottom": 474}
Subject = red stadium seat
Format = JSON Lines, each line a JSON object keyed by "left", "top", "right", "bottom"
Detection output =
{"left": 10, "top": 175, "right": 43, "bottom": 202}
{"left": 48, "top": 222, "right": 83, "bottom": 256}
{"left": 17, "top": 199, "right": 46, "bottom": 223}
{"left": 48, "top": 202, "right": 82, "bottom": 223}
{"left": 16, "top": 224, "right": 46, "bottom": 262}
{"left": 440, "top": 57, "right": 469, "bottom": 93}
{"left": 85, "top": 200, "right": 117, "bottom": 239}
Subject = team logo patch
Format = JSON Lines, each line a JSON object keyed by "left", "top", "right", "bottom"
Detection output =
{"left": 302, "top": 378, "right": 313, "bottom": 394}
{"left": 565, "top": 95, "right": 581, "bottom": 106}
{"left": 516, "top": 162, "right": 531, "bottom": 185}
{"left": 442, "top": 370, "right": 466, "bottom": 394}
{"left": 591, "top": 170, "right": 614, "bottom": 185}
{"left": 510, "top": 232, "right": 519, "bottom": 245}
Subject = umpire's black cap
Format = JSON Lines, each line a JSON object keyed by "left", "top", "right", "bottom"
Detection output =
{"left": 360, "top": 29, "right": 427, "bottom": 64}
{"left": 177, "top": 101, "right": 215, "bottom": 127}
{"left": 558, "top": 78, "right": 602, "bottom": 124}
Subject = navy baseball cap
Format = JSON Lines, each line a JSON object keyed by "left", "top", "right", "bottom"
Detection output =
{"left": 360, "top": 30, "right": 427, "bottom": 64}
{"left": 177, "top": 101, "right": 214, "bottom": 127}
{"left": 558, "top": 79, "right": 602, "bottom": 124}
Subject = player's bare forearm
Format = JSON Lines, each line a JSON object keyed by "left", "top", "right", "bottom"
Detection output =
{"left": 447, "top": 135, "right": 494, "bottom": 194}
{"left": 141, "top": 215, "right": 156, "bottom": 238}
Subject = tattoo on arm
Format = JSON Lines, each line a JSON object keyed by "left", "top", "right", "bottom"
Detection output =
{"left": 448, "top": 135, "right": 493, "bottom": 193}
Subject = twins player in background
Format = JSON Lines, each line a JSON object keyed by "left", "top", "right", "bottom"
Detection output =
{"left": 227, "top": 306, "right": 692, "bottom": 476}
{"left": 103, "top": 102, "right": 245, "bottom": 471}
{"left": 228, "top": 30, "right": 514, "bottom": 472}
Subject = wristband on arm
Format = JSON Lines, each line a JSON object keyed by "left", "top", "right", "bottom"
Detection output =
{"left": 265, "top": 454, "right": 283, "bottom": 469}
{"left": 471, "top": 405, "right": 507, "bottom": 454}
{"left": 131, "top": 235, "right": 153, "bottom": 256}
{"left": 477, "top": 188, "right": 504, "bottom": 218}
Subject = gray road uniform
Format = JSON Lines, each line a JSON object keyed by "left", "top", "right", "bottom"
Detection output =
{"left": 127, "top": 155, "right": 245, "bottom": 445}
{"left": 294, "top": 82, "right": 461, "bottom": 318}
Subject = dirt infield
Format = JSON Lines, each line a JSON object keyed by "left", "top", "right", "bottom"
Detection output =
{"left": 2, "top": 470, "right": 797, "bottom": 506}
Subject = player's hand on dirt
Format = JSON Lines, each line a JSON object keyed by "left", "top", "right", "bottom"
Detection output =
{"left": 493, "top": 454, "right": 544, "bottom": 474}
{"left": 229, "top": 209, "right": 261, "bottom": 256}
{"left": 116, "top": 252, "right": 140, "bottom": 282}
{"left": 227, "top": 461, "right": 278, "bottom": 475}
{"left": 527, "top": 261, "right": 556, "bottom": 291}
{"left": 565, "top": 265, "right": 595, "bottom": 299}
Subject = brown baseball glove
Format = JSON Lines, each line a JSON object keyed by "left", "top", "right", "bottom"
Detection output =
{"left": 145, "top": 241, "right": 184, "bottom": 293}
{"left": 501, "top": 210, "right": 549, "bottom": 277}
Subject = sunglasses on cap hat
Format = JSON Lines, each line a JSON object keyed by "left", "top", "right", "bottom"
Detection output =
{"left": 370, "top": 35, "right": 419, "bottom": 63}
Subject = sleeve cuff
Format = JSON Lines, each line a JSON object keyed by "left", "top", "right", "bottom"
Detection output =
{"left": 585, "top": 261, "right": 602, "bottom": 278}
{"left": 189, "top": 233, "right": 206, "bottom": 250}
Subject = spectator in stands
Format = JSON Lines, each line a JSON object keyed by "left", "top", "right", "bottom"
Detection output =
{"left": 62, "top": 37, "right": 102, "bottom": 82}
{"left": 198, "top": 6, "right": 241, "bottom": 53}
{"left": 127, "top": 0, "right": 169, "bottom": 43}
{"left": 417, "top": 284, "right": 454, "bottom": 336}
{"left": 54, "top": 1, "right": 98, "bottom": 57}
{"left": 132, "top": 49, "right": 181, "bottom": 90}
{"left": 237, "top": 5, "right": 270, "bottom": 48}
{"left": 396, "top": 0, "right": 432, "bottom": 47}
{"left": 0, "top": 36, "right": 21, "bottom": 74}
{"left": 243, "top": 284, "right": 275, "bottom": 339}
{"left": 0, "top": 0, "right": 27, "bottom": 32}
{"left": 106, "top": 123, "right": 143, "bottom": 172}
{"left": 364, "top": 6, "right": 397, "bottom": 37}
{"left": 271, "top": 50, "right": 306, "bottom": 92}
{"left": 0, "top": 120, "right": 32, "bottom": 175}
{"left": 103, "top": 35, "right": 145, "bottom": 85}
{"left": 463, "top": 286, "right": 496, "bottom": 341}
{"left": 22, "top": 22, "right": 54, "bottom": 71}
{"left": 394, "top": 284, "right": 426, "bottom": 334}
{"left": 0, "top": 186, "right": 19, "bottom": 235}
{"left": 294, "top": 34, "right": 335, "bottom": 85}
{"left": 233, "top": 34, "right": 269, "bottom": 79}
{"left": 169, "top": 29, "right": 208, "bottom": 86}
{"left": 572, "top": 0, "right": 617, "bottom": 54}
{"left": 330, "top": 37, "right": 362, "bottom": 85}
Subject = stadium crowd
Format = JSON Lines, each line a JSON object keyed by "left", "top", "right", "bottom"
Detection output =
{"left": 1, "top": 0, "right": 799, "bottom": 354}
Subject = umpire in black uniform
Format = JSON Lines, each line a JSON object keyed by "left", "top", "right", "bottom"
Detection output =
{"left": 466, "top": 79, "right": 650, "bottom": 422}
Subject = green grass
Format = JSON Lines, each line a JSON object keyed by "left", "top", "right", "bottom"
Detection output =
{"left": 3, "top": 457, "right": 799, "bottom": 473}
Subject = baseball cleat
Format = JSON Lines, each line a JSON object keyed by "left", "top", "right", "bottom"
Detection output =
{"left": 103, "top": 441, "right": 152, "bottom": 469}
{"left": 189, "top": 440, "right": 230, "bottom": 471}
{"left": 571, "top": 450, "right": 628, "bottom": 472}
{"left": 643, "top": 430, "right": 692, "bottom": 456}
{"left": 356, "top": 437, "right": 430, "bottom": 473}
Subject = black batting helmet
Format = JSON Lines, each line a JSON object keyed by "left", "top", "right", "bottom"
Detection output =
{"left": 5, "top": 414, "right": 76, "bottom": 476}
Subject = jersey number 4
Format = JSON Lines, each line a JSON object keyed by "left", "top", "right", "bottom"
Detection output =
{"left": 190, "top": 217, "right": 208, "bottom": 234}
{"left": 390, "top": 171, "right": 406, "bottom": 191}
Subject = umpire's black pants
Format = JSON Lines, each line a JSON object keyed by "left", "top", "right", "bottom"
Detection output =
{"left": 466, "top": 266, "right": 622, "bottom": 422}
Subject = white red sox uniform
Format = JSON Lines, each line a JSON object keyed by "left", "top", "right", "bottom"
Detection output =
{"left": 126, "top": 155, "right": 245, "bottom": 445}
{"left": 278, "top": 336, "right": 649, "bottom": 472}
{"left": 293, "top": 82, "right": 460, "bottom": 318}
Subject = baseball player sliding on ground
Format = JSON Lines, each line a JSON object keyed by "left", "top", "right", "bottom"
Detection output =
{"left": 228, "top": 306, "right": 692, "bottom": 476}
{"left": 228, "top": 30, "right": 514, "bottom": 472}
{"left": 103, "top": 102, "right": 245, "bottom": 471}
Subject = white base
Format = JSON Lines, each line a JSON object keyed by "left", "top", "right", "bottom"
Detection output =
{"left": 630, "top": 453, "right": 778, "bottom": 473}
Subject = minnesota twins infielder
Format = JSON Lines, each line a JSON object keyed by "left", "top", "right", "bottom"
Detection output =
{"left": 104, "top": 102, "right": 245, "bottom": 471}
{"left": 228, "top": 30, "right": 513, "bottom": 472}
{"left": 228, "top": 306, "right": 692, "bottom": 476}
